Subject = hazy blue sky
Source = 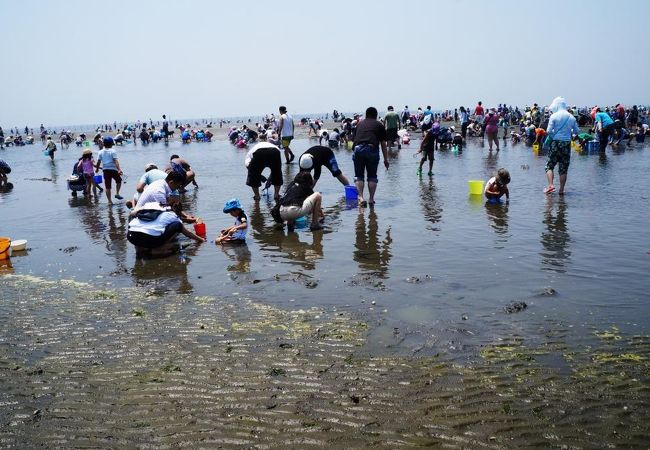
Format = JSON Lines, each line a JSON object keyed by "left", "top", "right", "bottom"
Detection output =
{"left": 1, "top": 0, "right": 647, "bottom": 127}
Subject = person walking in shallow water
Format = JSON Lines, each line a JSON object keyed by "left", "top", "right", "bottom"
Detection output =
{"left": 352, "top": 107, "right": 389, "bottom": 207}
{"left": 544, "top": 97, "right": 580, "bottom": 196}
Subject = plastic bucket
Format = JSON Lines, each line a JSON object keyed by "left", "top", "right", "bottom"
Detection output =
{"left": 43, "top": 150, "right": 50, "bottom": 156}
{"left": 0, "top": 237, "right": 10, "bottom": 260}
{"left": 93, "top": 174, "right": 103, "bottom": 184}
{"left": 532, "top": 143, "right": 540, "bottom": 153}
{"left": 83, "top": 140, "right": 91, "bottom": 147}
{"left": 193, "top": 222, "right": 206, "bottom": 236}
{"left": 344, "top": 185, "right": 358, "bottom": 201}
{"left": 468, "top": 180, "right": 484, "bottom": 196}
{"left": 346, "top": 141, "right": 353, "bottom": 150}
{"left": 295, "top": 216, "right": 308, "bottom": 229}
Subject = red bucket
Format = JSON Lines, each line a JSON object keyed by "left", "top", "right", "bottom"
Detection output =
{"left": 194, "top": 222, "right": 206, "bottom": 236}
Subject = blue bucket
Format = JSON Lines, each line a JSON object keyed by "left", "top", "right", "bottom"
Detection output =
{"left": 344, "top": 185, "right": 358, "bottom": 201}
{"left": 94, "top": 174, "right": 103, "bottom": 184}
{"left": 586, "top": 140, "right": 599, "bottom": 152}
{"left": 43, "top": 150, "right": 50, "bottom": 156}
{"left": 295, "top": 216, "right": 308, "bottom": 229}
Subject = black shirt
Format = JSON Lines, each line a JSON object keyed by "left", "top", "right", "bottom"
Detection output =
{"left": 353, "top": 119, "right": 387, "bottom": 148}
{"left": 280, "top": 181, "right": 314, "bottom": 207}
{"left": 301, "top": 146, "right": 335, "bottom": 181}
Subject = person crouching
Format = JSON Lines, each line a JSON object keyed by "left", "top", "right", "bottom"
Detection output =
{"left": 272, "top": 171, "right": 324, "bottom": 232}
{"left": 127, "top": 201, "right": 205, "bottom": 258}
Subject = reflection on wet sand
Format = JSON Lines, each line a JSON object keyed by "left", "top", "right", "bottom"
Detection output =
{"left": 131, "top": 245, "right": 197, "bottom": 293}
{"left": 540, "top": 197, "right": 571, "bottom": 273}
{"left": 485, "top": 201, "right": 509, "bottom": 237}
{"left": 484, "top": 149, "right": 498, "bottom": 172}
{"left": 354, "top": 209, "right": 392, "bottom": 278}
{"left": 418, "top": 178, "right": 442, "bottom": 232}
{"left": 218, "top": 243, "right": 252, "bottom": 273}
{"left": 248, "top": 202, "right": 324, "bottom": 271}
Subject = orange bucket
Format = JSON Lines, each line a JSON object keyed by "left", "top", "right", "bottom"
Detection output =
{"left": 0, "top": 237, "right": 10, "bottom": 260}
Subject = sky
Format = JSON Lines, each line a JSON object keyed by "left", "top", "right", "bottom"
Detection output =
{"left": 1, "top": 0, "right": 648, "bottom": 127}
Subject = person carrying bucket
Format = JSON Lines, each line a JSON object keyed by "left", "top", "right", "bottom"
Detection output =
{"left": 44, "top": 137, "right": 57, "bottom": 161}
{"left": 76, "top": 149, "right": 103, "bottom": 197}
{"left": 95, "top": 136, "right": 124, "bottom": 204}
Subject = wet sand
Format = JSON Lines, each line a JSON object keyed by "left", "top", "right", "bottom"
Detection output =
{"left": 1, "top": 275, "right": 648, "bottom": 448}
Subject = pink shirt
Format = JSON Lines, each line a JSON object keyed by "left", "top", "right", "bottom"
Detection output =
{"left": 79, "top": 159, "right": 94, "bottom": 175}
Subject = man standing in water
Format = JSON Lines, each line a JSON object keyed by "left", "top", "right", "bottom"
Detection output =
{"left": 162, "top": 114, "right": 169, "bottom": 143}
{"left": 544, "top": 97, "right": 580, "bottom": 196}
{"left": 278, "top": 106, "right": 295, "bottom": 164}
{"left": 352, "top": 107, "right": 389, "bottom": 207}
{"left": 384, "top": 106, "right": 401, "bottom": 151}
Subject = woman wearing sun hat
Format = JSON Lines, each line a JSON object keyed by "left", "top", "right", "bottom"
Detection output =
{"left": 76, "top": 148, "right": 103, "bottom": 196}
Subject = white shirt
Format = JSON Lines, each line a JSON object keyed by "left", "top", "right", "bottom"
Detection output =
{"left": 128, "top": 211, "right": 180, "bottom": 236}
{"left": 135, "top": 179, "right": 171, "bottom": 208}
{"left": 280, "top": 113, "right": 294, "bottom": 137}
{"left": 245, "top": 142, "right": 280, "bottom": 168}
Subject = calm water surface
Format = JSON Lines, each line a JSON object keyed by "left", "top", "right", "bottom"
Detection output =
{"left": 1, "top": 136, "right": 649, "bottom": 357}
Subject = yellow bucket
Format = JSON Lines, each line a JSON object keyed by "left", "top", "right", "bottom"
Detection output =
{"left": 532, "top": 143, "right": 540, "bottom": 153}
{"left": 468, "top": 180, "right": 484, "bottom": 196}
{"left": 346, "top": 141, "right": 353, "bottom": 150}
{"left": 0, "top": 237, "right": 10, "bottom": 260}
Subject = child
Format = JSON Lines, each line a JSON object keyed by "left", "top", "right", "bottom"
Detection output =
{"left": 484, "top": 168, "right": 510, "bottom": 202}
{"left": 76, "top": 149, "right": 103, "bottom": 196}
{"left": 417, "top": 129, "right": 436, "bottom": 176}
{"left": 216, "top": 198, "right": 248, "bottom": 244}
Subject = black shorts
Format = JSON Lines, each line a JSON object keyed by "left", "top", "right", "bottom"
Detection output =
{"left": 421, "top": 122, "right": 432, "bottom": 132}
{"left": 127, "top": 222, "right": 183, "bottom": 249}
{"left": 386, "top": 128, "right": 399, "bottom": 141}
{"left": 246, "top": 146, "right": 283, "bottom": 187}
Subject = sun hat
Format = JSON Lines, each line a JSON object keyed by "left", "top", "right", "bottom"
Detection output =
{"left": 223, "top": 198, "right": 242, "bottom": 213}
{"left": 299, "top": 154, "right": 314, "bottom": 170}
{"left": 82, "top": 149, "right": 92, "bottom": 156}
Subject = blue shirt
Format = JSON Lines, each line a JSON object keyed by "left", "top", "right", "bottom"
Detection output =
{"left": 98, "top": 148, "right": 118, "bottom": 171}
{"left": 546, "top": 110, "right": 579, "bottom": 142}
{"left": 595, "top": 112, "right": 614, "bottom": 128}
{"left": 138, "top": 169, "right": 167, "bottom": 186}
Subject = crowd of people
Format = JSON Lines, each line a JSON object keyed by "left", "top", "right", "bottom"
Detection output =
{"left": 1, "top": 100, "right": 648, "bottom": 258}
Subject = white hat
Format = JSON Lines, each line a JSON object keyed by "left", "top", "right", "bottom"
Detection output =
{"left": 299, "top": 154, "right": 314, "bottom": 170}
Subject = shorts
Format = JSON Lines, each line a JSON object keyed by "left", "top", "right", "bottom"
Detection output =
{"left": 279, "top": 192, "right": 320, "bottom": 221}
{"left": 127, "top": 221, "right": 182, "bottom": 249}
{"left": 386, "top": 128, "right": 399, "bottom": 141}
{"left": 328, "top": 139, "right": 339, "bottom": 148}
{"left": 421, "top": 122, "right": 432, "bottom": 132}
{"left": 317, "top": 147, "right": 342, "bottom": 177}
{"left": 246, "top": 146, "right": 283, "bottom": 187}
{"left": 421, "top": 149, "right": 434, "bottom": 161}
{"left": 545, "top": 140, "right": 571, "bottom": 175}
{"left": 281, "top": 136, "right": 293, "bottom": 149}
{"left": 103, "top": 169, "right": 122, "bottom": 189}
{"left": 352, "top": 144, "right": 380, "bottom": 183}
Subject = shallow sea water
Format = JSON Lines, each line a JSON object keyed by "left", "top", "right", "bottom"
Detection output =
{"left": 1, "top": 136, "right": 649, "bottom": 356}
{"left": 1, "top": 135, "right": 650, "bottom": 447}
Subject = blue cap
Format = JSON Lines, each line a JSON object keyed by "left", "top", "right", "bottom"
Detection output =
{"left": 223, "top": 198, "right": 242, "bottom": 213}
{"left": 103, "top": 136, "right": 114, "bottom": 145}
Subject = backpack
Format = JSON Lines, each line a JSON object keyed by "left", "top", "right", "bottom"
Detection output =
{"left": 135, "top": 209, "right": 164, "bottom": 222}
